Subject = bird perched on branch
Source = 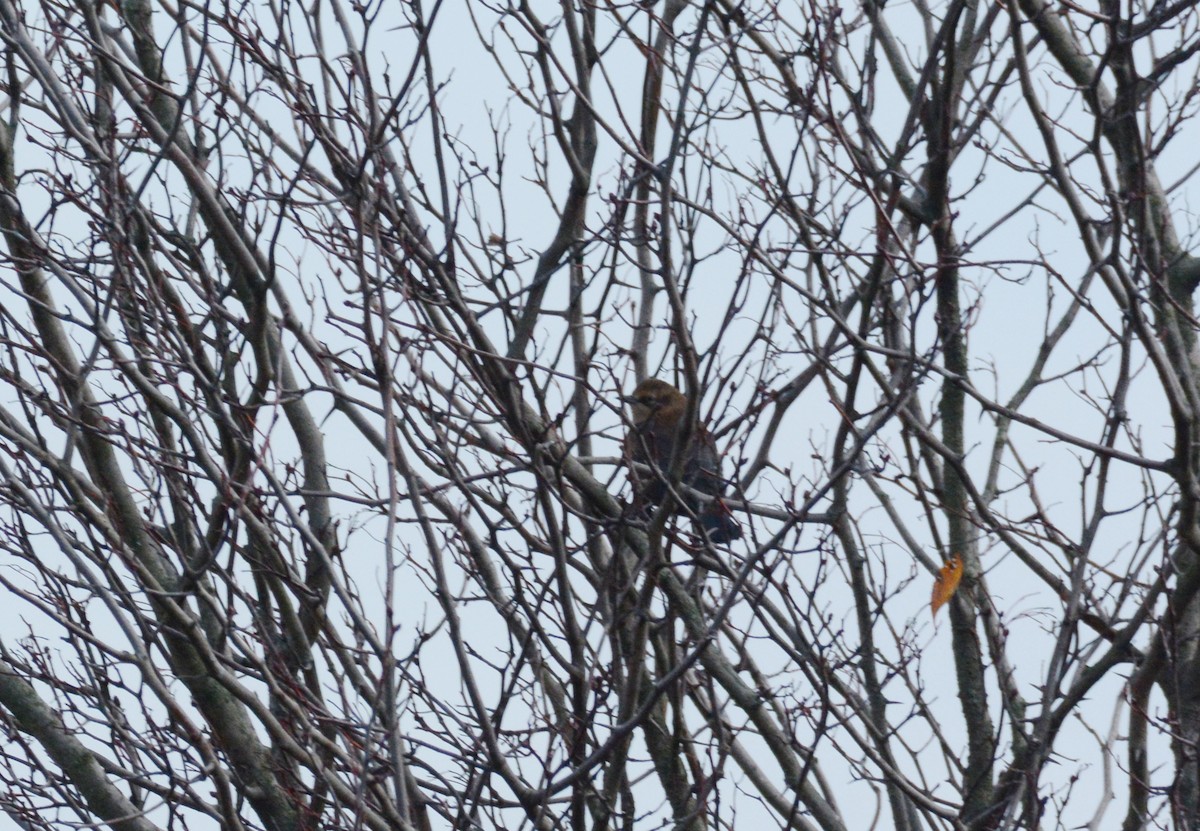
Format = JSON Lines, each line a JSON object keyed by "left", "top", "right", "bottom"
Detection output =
{"left": 624, "top": 378, "right": 742, "bottom": 543}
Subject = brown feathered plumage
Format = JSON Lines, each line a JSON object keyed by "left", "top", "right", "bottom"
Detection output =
{"left": 625, "top": 379, "right": 742, "bottom": 543}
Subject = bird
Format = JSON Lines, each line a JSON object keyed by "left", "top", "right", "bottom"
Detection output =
{"left": 624, "top": 378, "right": 742, "bottom": 543}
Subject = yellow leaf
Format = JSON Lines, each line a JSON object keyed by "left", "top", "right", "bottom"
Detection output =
{"left": 931, "top": 554, "right": 963, "bottom": 618}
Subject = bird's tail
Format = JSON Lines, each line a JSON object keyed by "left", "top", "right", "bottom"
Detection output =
{"left": 701, "top": 498, "right": 742, "bottom": 543}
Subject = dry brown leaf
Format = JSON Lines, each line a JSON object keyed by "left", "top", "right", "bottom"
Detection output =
{"left": 931, "top": 554, "right": 963, "bottom": 618}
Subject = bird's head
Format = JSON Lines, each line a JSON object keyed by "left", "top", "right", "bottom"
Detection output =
{"left": 626, "top": 379, "right": 687, "bottom": 426}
